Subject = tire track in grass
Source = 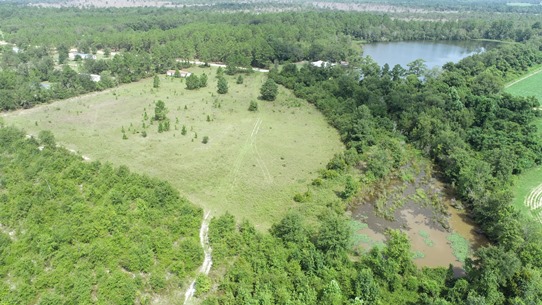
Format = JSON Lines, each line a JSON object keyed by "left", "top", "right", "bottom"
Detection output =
{"left": 229, "top": 117, "right": 262, "bottom": 189}
{"left": 524, "top": 183, "right": 542, "bottom": 221}
{"left": 250, "top": 118, "right": 273, "bottom": 183}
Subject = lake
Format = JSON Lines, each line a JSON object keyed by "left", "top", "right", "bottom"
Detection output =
{"left": 362, "top": 40, "right": 499, "bottom": 69}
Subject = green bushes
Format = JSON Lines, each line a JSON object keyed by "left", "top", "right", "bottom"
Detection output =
{"left": 260, "top": 78, "right": 278, "bottom": 101}
{"left": 0, "top": 127, "right": 202, "bottom": 303}
{"left": 248, "top": 100, "right": 258, "bottom": 111}
{"left": 186, "top": 74, "right": 208, "bottom": 90}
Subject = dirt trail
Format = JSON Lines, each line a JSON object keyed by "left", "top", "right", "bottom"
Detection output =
{"left": 184, "top": 211, "right": 212, "bottom": 305}
{"left": 188, "top": 61, "right": 269, "bottom": 73}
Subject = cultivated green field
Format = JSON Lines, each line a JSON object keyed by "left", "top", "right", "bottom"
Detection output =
{"left": 505, "top": 67, "right": 542, "bottom": 101}
{"left": 2, "top": 67, "right": 343, "bottom": 229}
{"left": 506, "top": 70, "right": 542, "bottom": 220}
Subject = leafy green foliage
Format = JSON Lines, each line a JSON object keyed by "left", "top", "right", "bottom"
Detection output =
{"left": 200, "top": 73, "right": 208, "bottom": 87}
{"left": 260, "top": 78, "right": 278, "bottom": 101}
{"left": 186, "top": 74, "right": 201, "bottom": 90}
{"left": 248, "top": 100, "right": 258, "bottom": 112}
{"left": 267, "top": 39, "right": 542, "bottom": 305}
{"left": 341, "top": 175, "right": 359, "bottom": 199}
{"left": 208, "top": 211, "right": 490, "bottom": 305}
{"left": 154, "top": 100, "right": 168, "bottom": 121}
{"left": 217, "top": 76, "right": 228, "bottom": 94}
{"left": 195, "top": 274, "right": 211, "bottom": 296}
{"left": 186, "top": 74, "right": 208, "bottom": 90}
{"left": 38, "top": 130, "right": 56, "bottom": 147}
{"left": 0, "top": 127, "right": 202, "bottom": 304}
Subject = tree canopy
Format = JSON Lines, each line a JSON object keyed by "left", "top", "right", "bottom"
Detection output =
{"left": 0, "top": 127, "right": 202, "bottom": 304}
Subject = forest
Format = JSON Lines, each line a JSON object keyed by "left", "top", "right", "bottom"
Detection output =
{"left": 1, "top": 1, "right": 542, "bottom": 304}
{"left": 0, "top": 127, "right": 203, "bottom": 304}
{"left": 1, "top": 7, "right": 541, "bottom": 110}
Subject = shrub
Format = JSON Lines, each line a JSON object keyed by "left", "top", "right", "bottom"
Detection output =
{"left": 38, "top": 130, "right": 56, "bottom": 146}
{"left": 195, "top": 275, "right": 211, "bottom": 296}
{"left": 248, "top": 100, "right": 258, "bottom": 112}
{"left": 217, "top": 77, "right": 228, "bottom": 94}
{"left": 260, "top": 78, "right": 278, "bottom": 101}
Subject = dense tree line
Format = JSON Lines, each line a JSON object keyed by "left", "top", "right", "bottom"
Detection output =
{"left": 2, "top": 5, "right": 542, "bottom": 304}
{"left": 223, "top": 40, "right": 542, "bottom": 304}
{"left": 2, "top": 7, "right": 542, "bottom": 111}
{"left": 0, "top": 45, "right": 117, "bottom": 110}
{"left": 0, "top": 126, "right": 203, "bottom": 304}
{"left": 1, "top": 8, "right": 540, "bottom": 53}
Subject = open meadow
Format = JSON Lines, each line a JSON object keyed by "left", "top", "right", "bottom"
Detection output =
{"left": 505, "top": 70, "right": 542, "bottom": 221}
{"left": 2, "top": 67, "right": 343, "bottom": 229}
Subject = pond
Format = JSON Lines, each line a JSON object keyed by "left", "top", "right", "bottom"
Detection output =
{"left": 349, "top": 162, "right": 489, "bottom": 276}
{"left": 362, "top": 40, "right": 500, "bottom": 69}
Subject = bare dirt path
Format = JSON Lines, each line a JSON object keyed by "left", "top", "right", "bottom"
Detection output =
{"left": 188, "top": 61, "right": 269, "bottom": 73}
{"left": 183, "top": 211, "right": 212, "bottom": 305}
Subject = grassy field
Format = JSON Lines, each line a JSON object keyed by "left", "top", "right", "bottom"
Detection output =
{"left": 505, "top": 69, "right": 542, "bottom": 220}
{"left": 2, "top": 67, "right": 343, "bottom": 230}
{"left": 505, "top": 67, "right": 542, "bottom": 101}
{"left": 513, "top": 167, "right": 542, "bottom": 217}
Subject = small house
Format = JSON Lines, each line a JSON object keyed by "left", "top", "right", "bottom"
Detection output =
{"left": 310, "top": 60, "right": 337, "bottom": 68}
{"left": 166, "top": 70, "right": 192, "bottom": 77}
{"left": 69, "top": 52, "right": 97, "bottom": 60}
{"left": 90, "top": 74, "right": 101, "bottom": 82}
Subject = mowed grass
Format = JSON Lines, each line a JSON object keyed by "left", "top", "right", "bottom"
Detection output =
{"left": 505, "top": 68, "right": 542, "bottom": 103}
{"left": 505, "top": 69, "right": 542, "bottom": 219}
{"left": 513, "top": 167, "right": 542, "bottom": 214}
{"left": 2, "top": 67, "right": 343, "bottom": 230}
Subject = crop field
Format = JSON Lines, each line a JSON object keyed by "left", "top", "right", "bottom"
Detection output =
{"left": 505, "top": 68, "right": 542, "bottom": 102}
{"left": 506, "top": 70, "right": 542, "bottom": 221}
{"left": 2, "top": 67, "right": 343, "bottom": 229}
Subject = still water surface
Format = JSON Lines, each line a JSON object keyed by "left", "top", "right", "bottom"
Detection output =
{"left": 362, "top": 40, "right": 499, "bottom": 69}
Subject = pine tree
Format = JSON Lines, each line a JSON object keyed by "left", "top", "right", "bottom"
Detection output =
{"left": 153, "top": 75, "right": 160, "bottom": 88}
{"left": 260, "top": 78, "right": 278, "bottom": 101}
{"left": 186, "top": 74, "right": 200, "bottom": 90}
{"left": 154, "top": 100, "right": 168, "bottom": 121}
{"left": 199, "top": 73, "right": 208, "bottom": 87}
{"left": 217, "top": 77, "right": 228, "bottom": 94}
{"left": 248, "top": 100, "right": 258, "bottom": 112}
{"left": 216, "top": 67, "right": 224, "bottom": 78}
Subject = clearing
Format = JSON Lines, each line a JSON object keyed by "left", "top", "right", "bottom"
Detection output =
{"left": 505, "top": 69, "right": 542, "bottom": 221}
{"left": 2, "top": 67, "right": 343, "bottom": 230}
